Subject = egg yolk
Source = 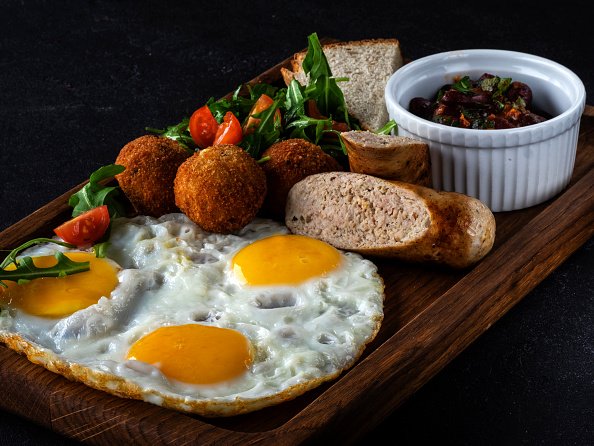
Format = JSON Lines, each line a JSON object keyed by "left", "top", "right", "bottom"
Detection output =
{"left": 126, "top": 324, "right": 252, "bottom": 385}
{"left": 231, "top": 234, "right": 341, "bottom": 285}
{"left": 0, "top": 252, "right": 118, "bottom": 318}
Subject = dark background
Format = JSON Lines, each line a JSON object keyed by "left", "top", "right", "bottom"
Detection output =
{"left": 1, "top": 1, "right": 593, "bottom": 445}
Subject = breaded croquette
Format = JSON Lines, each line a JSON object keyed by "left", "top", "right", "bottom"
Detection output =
{"left": 259, "top": 138, "right": 343, "bottom": 220}
{"left": 115, "top": 135, "right": 191, "bottom": 217}
{"left": 174, "top": 144, "right": 267, "bottom": 233}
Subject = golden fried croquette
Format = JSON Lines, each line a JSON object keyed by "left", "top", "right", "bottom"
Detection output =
{"left": 259, "top": 138, "right": 343, "bottom": 220}
{"left": 174, "top": 144, "right": 267, "bottom": 233}
{"left": 115, "top": 134, "right": 191, "bottom": 217}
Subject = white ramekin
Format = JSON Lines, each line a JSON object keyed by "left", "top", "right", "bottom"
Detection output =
{"left": 385, "top": 49, "right": 586, "bottom": 212}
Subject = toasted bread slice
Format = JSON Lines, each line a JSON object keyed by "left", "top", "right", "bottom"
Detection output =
{"left": 280, "top": 38, "right": 404, "bottom": 131}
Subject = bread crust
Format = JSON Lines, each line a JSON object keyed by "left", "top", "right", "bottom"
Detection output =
{"left": 285, "top": 172, "right": 496, "bottom": 269}
{"left": 288, "top": 38, "right": 402, "bottom": 69}
{"left": 341, "top": 130, "right": 433, "bottom": 187}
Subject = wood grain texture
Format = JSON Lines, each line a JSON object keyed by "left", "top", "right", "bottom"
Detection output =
{"left": 0, "top": 45, "right": 592, "bottom": 444}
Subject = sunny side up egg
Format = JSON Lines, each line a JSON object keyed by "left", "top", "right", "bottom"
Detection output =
{"left": 0, "top": 214, "right": 384, "bottom": 417}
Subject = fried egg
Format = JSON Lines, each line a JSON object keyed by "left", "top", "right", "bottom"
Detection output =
{"left": 0, "top": 214, "right": 384, "bottom": 417}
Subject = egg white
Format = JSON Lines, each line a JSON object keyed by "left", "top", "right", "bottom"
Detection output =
{"left": 0, "top": 213, "right": 384, "bottom": 415}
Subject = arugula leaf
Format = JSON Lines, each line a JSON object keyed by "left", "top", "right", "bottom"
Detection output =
{"left": 375, "top": 119, "right": 398, "bottom": 135}
{"left": 247, "top": 83, "right": 279, "bottom": 100}
{"left": 241, "top": 91, "right": 285, "bottom": 158}
{"left": 284, "top": 79, "right": 306, "bottom": 122}
{"left": 0, "top": 238, "right": 88, "bottom": 287}
{"left": 301, "top": 33, "right": 351, "bottom": 126}
{"left": 319, "top": 135, "right": 349, "bottom": 163}
{"left": 68, "top": 164, "right": 127, "bottom": 218}
{"left": 0, "top": 252, "right": 90, "bottom": 286}
{"left": 208, "top": 95, "right": 249, "bottom": 124}
{"left": 92, "top": 242, "right": 110, "bottom": 259}
{"left": 0, "top": 238, "right": 74, "bottom": 270}
{"left": 146, "top": 118, "right": 195, "bottom": 151}
{"left": 286, "top": 114, "right": 333, "bottom": 145}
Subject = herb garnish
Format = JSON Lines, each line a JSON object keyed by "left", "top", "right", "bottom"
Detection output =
{"left": 145, "top": 119, "right": 194, "bottom": 151}
{"left": 0, "top": 239, "right": 89, "bottom": 287}
{"left": 452, "top": 76, "right": 474, "bottom": 94}
{"left": 69, "top": 164, "right": 127, "bottom": 218}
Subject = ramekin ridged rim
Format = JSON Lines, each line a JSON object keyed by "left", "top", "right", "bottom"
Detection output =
{"left": 383, "top": 49, "right": 586, "bottom": 211}
{"left": 385, "top": 49, "right": 586, "bottom": 148}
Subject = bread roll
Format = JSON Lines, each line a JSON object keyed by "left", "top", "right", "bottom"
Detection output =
{"left": 341, "top": 130, "right": 432, "bottom": 187}
{"left": 285, "top": 172, "right": 495, "bottom": 268}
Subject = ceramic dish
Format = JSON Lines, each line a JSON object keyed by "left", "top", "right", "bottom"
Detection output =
{"left": 385, "top": 49, "right": 586, "bottom": 212}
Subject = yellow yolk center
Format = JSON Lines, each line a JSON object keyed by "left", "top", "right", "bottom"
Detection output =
{"left": 0, "top": 252, "right": 118, "bottom": 318}
{"left": 126, "top": 324, "right": 252, "bottom": 385}
{"left": 231, "top": 234, "right": 341, "bottom": 285}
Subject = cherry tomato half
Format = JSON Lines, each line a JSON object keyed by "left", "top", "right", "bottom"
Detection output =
{"left": 242, "top": 93, "right": 281, "bottom": 135}
{"left": 54, "top": 205, "right": 110, "bottom": 246}
{"left": 213, "top": 111, "right": 243, "bottom": 145}
{"left": 189, "top": 105, "right": 218, "bottom": 149}
{"left": 306, "top": 99, "right": 350, "bottom": 132}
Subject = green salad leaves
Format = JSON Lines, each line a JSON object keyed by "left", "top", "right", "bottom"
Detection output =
{"left": 69, "top": 164, "right": 127, "bottom": 218}
{"left": 147, "top": 33, "right": 396, "bottom": 165}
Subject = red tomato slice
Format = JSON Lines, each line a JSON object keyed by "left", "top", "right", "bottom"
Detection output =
{"left": 306, "top": 99, "right": 350, "bottom": 132}
{"left": 189, "top": 105, "right": 218, "bottom": 148}
{"left": 242, "top": 93, "right": 281, "bottom": 135}
{"left": 306, "top": 99, "right": 325, "bottom": 119}
{"left": 213, "top": 111, "right": 243, "bottom": 145}
{"left": 54, "top": 205, "right": 110, "bottom": 246}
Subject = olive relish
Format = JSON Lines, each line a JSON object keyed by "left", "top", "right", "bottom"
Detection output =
{"left": 409, "top": 73, "right": 550, "bottom": 129}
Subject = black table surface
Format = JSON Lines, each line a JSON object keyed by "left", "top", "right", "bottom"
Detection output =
{"left": 1, "top": 1, "right": 593, "bottom": 445}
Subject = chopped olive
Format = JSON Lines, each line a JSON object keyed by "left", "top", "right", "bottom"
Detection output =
{"left": 409, "top": 73, "right": 550, "bottom": 129}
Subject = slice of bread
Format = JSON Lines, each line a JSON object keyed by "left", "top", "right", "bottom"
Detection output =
{"left": 281, "top": 38, "right": 404, "bottom": 131}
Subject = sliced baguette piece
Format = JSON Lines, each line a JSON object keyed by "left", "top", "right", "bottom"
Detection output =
{"left": 280, "top": 38, "right": 404, "bottom": 131}
{"left": 285, "top": 172, "right": 496, "bottom": 269}
{"left": 341, "top": 130, "right": 433, "bottom": 187}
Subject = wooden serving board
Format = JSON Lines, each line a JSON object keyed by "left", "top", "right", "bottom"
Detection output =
{"left": 1, "top": 48, "right": 593, "bottom": 445}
